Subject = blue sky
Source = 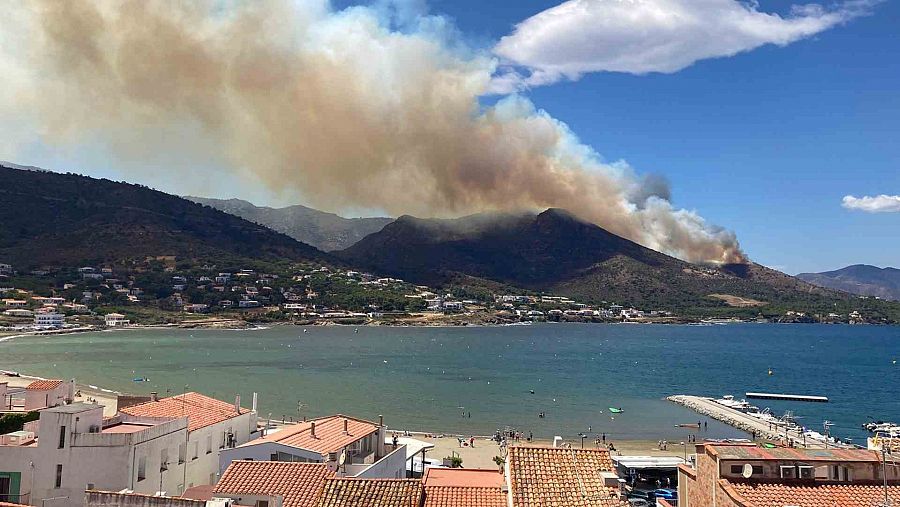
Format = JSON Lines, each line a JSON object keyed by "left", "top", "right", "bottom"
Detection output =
{"left": 3, "top": 0, "right": 898, "bottom": 274}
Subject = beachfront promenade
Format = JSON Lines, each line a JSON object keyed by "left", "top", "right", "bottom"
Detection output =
{"left": 668, "top": 395, "right": 851, "bottom": 449}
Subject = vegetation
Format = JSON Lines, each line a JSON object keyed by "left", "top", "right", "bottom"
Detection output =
{"left": 0, "top": 411, "right": 40, "bottom": 434}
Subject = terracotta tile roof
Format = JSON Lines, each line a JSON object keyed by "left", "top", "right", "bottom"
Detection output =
{"left": 25, "top": 379, "right": 64, "bottom": 390}
{"left": 213, "top": 460, "right": 334, "bottom": 507}
{"left": 422, "top": 468, "right": 506, "bottom": 507}
{"left": 255, "top": 414, "right": 380, "bottom": 455}
{"left": 423, "top": 486, "right": 506, "bottom": 507}
{"left": 722, "top": 479, "right": 900, "bottom": 507}
{"left": 120, "top": 392, "right": 248, "bottom": 432}
{"left": 0, "top": 502, "right": 33, "bottom": 507}
{"left": 423, "top": 469, "right": 504, "bottom": 488}
{"left": 317, "top": 478, "right": 423, "bottom": 507}
{"left": 706, "top": 444, "right": 882, "bottom": 462}
{"left": 507, "top": 446, "right": 626, "bottom": 507}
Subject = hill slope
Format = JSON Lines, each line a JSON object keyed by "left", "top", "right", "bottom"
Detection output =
{"left": 186, "top": 197, "right": 392, "bottom": 252}
{"left": 798, "top": 265, "right": 900, "bottom": 301}
{"left": 338, "top": 209, "right": 898, "bottom": 319}
{"left": 0, "top": 165, "right": 328, "bottom": 269}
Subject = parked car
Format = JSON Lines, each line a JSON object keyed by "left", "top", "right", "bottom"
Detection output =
{"left": 653, "top": 488, "right": 677, "bottom": 500}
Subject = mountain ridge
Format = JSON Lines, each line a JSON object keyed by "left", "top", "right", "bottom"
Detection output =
{"left": 797, "top": 264, "right": 900, "bottom": 301}
{"left": 186, "top": 196, "right": 393, "bottom": 252}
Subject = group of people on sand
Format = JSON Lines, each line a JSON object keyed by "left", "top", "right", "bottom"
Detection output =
{"left": 456, "top": 436, "right": 477, "bottom": 448}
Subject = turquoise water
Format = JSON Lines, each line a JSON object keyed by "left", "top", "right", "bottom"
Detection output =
{"left": 1, "top": 323, "right": 897, "bottom": 443}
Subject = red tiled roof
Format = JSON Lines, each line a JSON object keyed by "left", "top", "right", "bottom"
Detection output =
{"left": 25, "top": 379, "right": 64, "bottom": 390}
{"left": 422, "top": 468, "right": 506, "bottom": 507}
{"left": 214, "top": 461, "right": 334, "bottom": 507}
{"left": 256, "top": 415, "right": 379, "bottom": 455}
{"left": 120, "top": 392, "right": 248, "bottom": 432}
{"left": 423, "top": 469, "right": 504, "bottom": 488}
{"left": 423, "top": 486, "right": 506, "bottom": 507}
{"left": 317, "top": 478, "right": 423, "bottom": 507}
{"left": 0, "top": 502, "right": 33, "bottom": 507}
{"left": 722, "top": 479, "right": 900, "bottom": 507}
{"left": 507, "top": 446, "right": 626, "bottom": 507}
{"left": 706, "top": 444, "right": 882, "bottom": 462}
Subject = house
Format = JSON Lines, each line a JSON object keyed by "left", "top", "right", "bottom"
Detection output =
{"left": 421, "top": 468, "right": 506, "bottom": 507}
{"left": 505, "top": 446, "right": 626, "bottom": 506}
{"left": 104, "top": 313, "right": 130, "bottom": 327}
{"left": 218, "top": 415, "right": 405, "bottom": 479}
{"left": 676, "top": 442, "right": 900, "bottom": 507}
{"left": 1, "top": 300, "right": 27, "bottom": 308}
{"left": 213, "top": 461, "right": 335, "bottom": 507}
{"left": 33, "top": 313, "right": 64, "bottom": 329}
{"left": 2, "top": 309, "right": 32, "bottom": 318}
{"left": 238, "top": 300, "right": 260, "bottom": 309}
{"left": 0, "top": 403, "right": 189, "bottom": 507}
{"left": 83, "top": 490, "right": 215, "bottom": 507}
{"left": 187, "top": 304, "right": 210, "bottom": 314}
{"left": 120, "top": 392, "right": 259, "bottom": 490}
{"left": 24, "top": 379, "right": 74, "bottom": 411}
{"left": 316, "top": 477, "right": 423, "bottom": 506}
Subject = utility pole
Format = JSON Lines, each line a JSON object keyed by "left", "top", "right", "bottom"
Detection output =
{"left": 823, "top": 420, "right": 833, "bottom": 449}
{"left": 881, "top": 439, "right": 892, "bottom": 507}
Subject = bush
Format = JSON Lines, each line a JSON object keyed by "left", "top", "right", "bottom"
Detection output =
{"left": 0, "top": 411, "right": 40, "bottom": 434}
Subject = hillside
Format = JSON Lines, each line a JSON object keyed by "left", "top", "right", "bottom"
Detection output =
{"left": 187, "top": 196, "right": 393, "bottom": 251}
{"left": 798, "top": 265, "right": 900, "bottom": 301}
{"left": 338, "top": 209, "right": 900, "bottom": 319}
{"left": 0, "top": 165, "right": 328, "bottom": 269}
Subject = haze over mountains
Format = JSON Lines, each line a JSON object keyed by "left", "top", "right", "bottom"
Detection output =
{"left": 798, "top": 265, "right": 900, "bottom": 301}
{"left": 186, "top": 197, "right": 392, "bottom": 252}
{"left": 2, "top": 164, "right": 898, "bottom": 320}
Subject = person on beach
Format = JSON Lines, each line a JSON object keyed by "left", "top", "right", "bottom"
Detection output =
{"left": 392, "top": 433, "right": 399, "bottom": 449}
{"left": 528, "top": 431, "right": 533, "bottom": 442}
{"left": 470, "top": 436, "right": 475, "bottom": 448}
{"left": 602, "top": 432, "right": 606, "bottom": 443}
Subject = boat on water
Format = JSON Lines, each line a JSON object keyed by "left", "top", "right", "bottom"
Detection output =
{"left": 714, "top": 395, "right": 752, "bottom": 411}
{"left": 132, "top": 377, "right": 150, "bottom": 382}
{"left": 863, "top": 421, "right": 899, "bottom": 434}
{"left": 676, "top": 423, "right": 701, "bottom": 429}
{"left": 609, "top": 407, "right": 624, "bottom": 414}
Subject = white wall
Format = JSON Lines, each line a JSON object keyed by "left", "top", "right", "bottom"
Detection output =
{"left": 182, "top": 410, "right": 257, "bottom": 488}
{"left": 218, "top": 442, "right": 323, "bottom": 475}
{"left": 349, "top": 445, "right": 407, "bottom": 479}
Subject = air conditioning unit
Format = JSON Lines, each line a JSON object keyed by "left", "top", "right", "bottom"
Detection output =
{"left": 780, "top": 466, "right": 796, "bottom": 479}
{"left": 798, "top": 466, "right": 815, "bottom": 479}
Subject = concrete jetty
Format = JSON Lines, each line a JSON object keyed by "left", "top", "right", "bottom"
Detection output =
{"left": 667, "top": 395, "right": 848, "bottom": 449}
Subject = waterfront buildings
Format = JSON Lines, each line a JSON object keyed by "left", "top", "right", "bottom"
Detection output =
{"left": 0, "top": 403, "right": 188, "bottom": 507}
{"left": 103, "top": 313, "right": 130, "bottom": 327}
{"left": 33, "top": 313, "right": 64, "bottom": 329}
{"left": 119, "top": 392, "right": 259, "bottom": 491}
{"left": 218, "top": 415, "right": 406, "bottom": 479}
{"left": 676, "top": 442, "right": 900, "bottom": 507}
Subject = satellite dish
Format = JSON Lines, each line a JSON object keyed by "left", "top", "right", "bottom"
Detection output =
{"left": 742, "top": 464, "right": 754, "bottom": 479}
{"left": 338, "top": 450, "right": 346, "bottom": 466}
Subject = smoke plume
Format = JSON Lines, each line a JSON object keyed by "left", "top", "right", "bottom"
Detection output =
{"left": 0, "top": 0, "right": 745, "bottom": 264}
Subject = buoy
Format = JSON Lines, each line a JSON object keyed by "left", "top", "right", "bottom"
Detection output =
{"left": 768, "top": 368, "right": 774, "bottom": 376}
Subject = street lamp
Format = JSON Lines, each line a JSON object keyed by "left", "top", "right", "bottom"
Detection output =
{"left": 579, "top": 433, "right": 586, "bottom": 449}
{"left": 680, "top": 441, "right": 687, "bottom": 462}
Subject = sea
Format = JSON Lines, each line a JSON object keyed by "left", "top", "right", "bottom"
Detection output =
{"left": 0, "top": 323, "right": 897, "bottom": 444}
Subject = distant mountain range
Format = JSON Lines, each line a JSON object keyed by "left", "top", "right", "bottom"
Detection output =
{"left": 186, "top": 196, "right": 393, "bottom": 252}
{"left": 337, "top": 209, "right": 897, "bottom": 318}
{"left": 797, "top": 265, "right": 900, "bottom": 301}
{"left": 0, "top": 165, "right": 326, "bottom": 268}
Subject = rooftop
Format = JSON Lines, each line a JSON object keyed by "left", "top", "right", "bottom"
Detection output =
{"left": 317, "top": 478, "right": 423, "bottom": 507}
{"left": 102, "top": 422, "right": 155, "bottom": 434}
{"left": 422, "top": 469, "right": 506, "bottom": 507}
{"left": 706, "top": 444, "right": 883, "bottom": 462}
{"left": 507, "top": 446, "right": 625, "bottom": 507}
{"left": 25, "top": 379, "right": 64, "bottom": 390}
{"left": 423, "top": 469, "right": 504, "bottom": 488}
{"left": 120, "top": 392, "right": 249, "bottom": 432}
{"left": 43, "top": 402, "right": 99, "bottom": 414}
{"left": 255, "top": 414, "right": 380, "bottom": 455}
{"left": 214, "top": 461, "right": 334, "bottom": 507}
{"left": 722, "top": 479, "right": 900, "bottom": 507}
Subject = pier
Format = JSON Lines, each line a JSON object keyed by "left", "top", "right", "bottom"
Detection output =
{"left": 667, "top": 395, "right": 850, "bottom": 449}
{"left": 745, "top": 392, "right": 829, "bottom": 403}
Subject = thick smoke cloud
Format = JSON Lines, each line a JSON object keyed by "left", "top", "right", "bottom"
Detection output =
{"left": 0, "top": 0, "right": 745, "bottom": 264}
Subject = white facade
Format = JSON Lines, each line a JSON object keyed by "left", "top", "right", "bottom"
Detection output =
{"left": 180, "top": 410, "right": 258, "bottom": 489}
{"left": 0, "top": 404, "right": 189, "bottom": 507}
{"left": 34, "top": 313, "right": 65, "bottom": 328}
{"left": 105, "top": 313, "right": 131, "bottom": 327}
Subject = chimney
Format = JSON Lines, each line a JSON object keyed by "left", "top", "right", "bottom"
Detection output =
{"left": 252, "top": 392, "right": 258, "bottom": 413}
{"left": 310, "top": 421, "right": 316, "bottom": 439}
{"left": 234, "top": 394, "right": 241, "bottom": 413}
{"left": 378, "top": 414, "right": 383, "bottom": 427}
{"left": 343, "top": 419, "right": 349, "bottom": 435}
{"left": 150, "top": 392, "right": 158, "bottom": 402}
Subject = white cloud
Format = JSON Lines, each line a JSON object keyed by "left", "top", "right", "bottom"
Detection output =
{"left": 491, "top": 0, "right": 878, "bottom": 92}
{"left": 842, "top": 194, "right": 900, "bottom": 213}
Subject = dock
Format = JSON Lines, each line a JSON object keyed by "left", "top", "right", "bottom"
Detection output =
{"left": 667, "top": 395, "right": 849, "bottom": 449}
{"left": 745, "top": 392, "right": 828, "bottom": 403}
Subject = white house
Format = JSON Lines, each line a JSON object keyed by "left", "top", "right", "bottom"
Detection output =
{"left": 0, "top": 403, "right": 189, "bottom": 507}
{"left": 25, "top": 379, "right": 75, "bottom": 412}
{"left": 34, "top": 312, "right": 65, "bottom": 328}
{"left": 120, "top": 392, "right": 259, "bottom": 490}
{"left": 217, "top": 414, "right": 406, "bottom": 479}
{"left": 104, "top": 313, "right": 130, "bottom": 327}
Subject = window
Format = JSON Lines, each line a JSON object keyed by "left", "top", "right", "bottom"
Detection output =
{"left": 161, "top": 448, "right": 169, "bottom": 471}
{"left": 206, "top": 435, "right": 212, "bottom": 454}
{"left": 255, "top": 501, "right": 269, "bottom": 507}
{"left": 137, "top": 456, "right": 147, "bottom": 482}
{"left": 87, "top": 483, "right": 95, "bottom": 491}
{"left": 730, "top": 465, "right": 742, "bottom": 474}
{"left": 0, "top": 476, "right": 11, "bottom": 502}
{"left": 730, "top": 464, "right": 762, "bottom": 476}
{"left": 178, "top": 443, "right": 186, "bottom": 464}
{"left": 58, "top": 425, "right": 66, "bottom": 449}
{"left": 270, "top": 453, "right": 278, "bottom": 461}
{"left": 55, "top": 464, "right": 63, "bottom": 488}
{"left": 191, "top": 442, "right": 198, "bottom": 460}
